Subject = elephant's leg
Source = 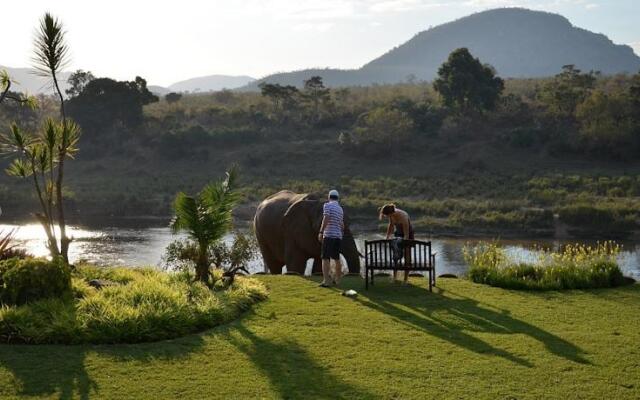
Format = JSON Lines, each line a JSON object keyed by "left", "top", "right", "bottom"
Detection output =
{"left": 260, "top": 249, "right": 283, "bottom": 274}
{"left": 312, "top": 258, "right": 322, "bottom": 274}
{"left": 285, "top": 248, "right": 309, "bottom": 275}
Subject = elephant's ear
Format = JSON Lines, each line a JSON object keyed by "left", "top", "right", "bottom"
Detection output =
{"left": 283, "top": 199, "right": 322, "bottom": 238}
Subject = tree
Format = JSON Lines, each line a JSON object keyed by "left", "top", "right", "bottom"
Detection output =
{"left": 65, "top": 70, "right": 95, "bottom": 98}
{"left": 31, "top": 13, "right": 76, "bottom": 262}
{"left": 258, "top": 82, "right": 299, "bottom": 120}
{"left": 165, "top": 92, "right": 182, "bottom": 103}
{"left": 352, "top": 106, "right": 414, "bottom": 147}
{"left": 170, "top": 166, "right": 241, "bottom": 283}
{"left": 302, "top": 76, "right": 330, "bottom": 123}
{"left": 433, "top": 48, "right": 504, "bottom": 114}
{"left": 66, "top": 76, "right": 159, "bottom": 135}
{"left": 540, "top": 65, "right": 597, "bottom": 117}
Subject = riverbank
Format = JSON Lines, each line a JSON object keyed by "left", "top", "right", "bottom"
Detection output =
{"left": 0, "top": 276, "right": 638, "bottom": 399}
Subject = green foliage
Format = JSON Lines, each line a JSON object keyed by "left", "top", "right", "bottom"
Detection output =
{"left": 65, "top": 70, "right": 95, "bottom": 98}
{"left": 558, "top": 203, "right": 638, "bottom": 232}
{"left": 351, "top": 106, "right": 414, "bottom": 148}
{"left": 0, "top": 258, "right": 71, "bottom": 305}
{"left": 0, "top": 265, "right": 267, "bottom": 344}
{"left": 434, "top": 48, "right": 504, "bottom": 114}
{"left": 67, "top": 76, "right": 159, "bottom": 136}
{"left": 465, "top": 241, "right": 626, "bottom": 290}
{"left": 576, "top": 89, "right": 638, "bottom": 155}
{"left": 0, "top": 229, "right": 29, "bottom": 261}
{"left": 165, "top": 92, "right": 182, "bottom": 103}
{"left": 0, "top": 119, "right": 80, "bottom": 258}
{"left": 540, "top": 65, "right": 596, "bottom": 117}
{"left": 170, "top": 166, "right": 241, "bottom": 282}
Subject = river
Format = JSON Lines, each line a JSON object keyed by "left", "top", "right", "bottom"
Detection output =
{"left": 2, "top": 220, "right": 639, "bottom": 280}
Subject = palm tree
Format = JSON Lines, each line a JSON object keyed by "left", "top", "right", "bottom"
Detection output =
{"left": 170, "top": 166, "right": 241, "bottom": 283}
{"left": 32, "top": 13, "right": 74, "bottom": 262}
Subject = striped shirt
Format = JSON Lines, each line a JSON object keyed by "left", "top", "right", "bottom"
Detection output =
{"left": 322, "top": 201, "right": 344, "bottom": 239}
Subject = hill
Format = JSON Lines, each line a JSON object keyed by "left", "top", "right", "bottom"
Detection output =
{"left": 167, "top": 74, "right": 255, "bottom": 93}
{"left": 246, "top": 8, "right": 640, "bottom": 89}
{"left": 0, "top": 65, "right": 71, "bottom": 95}
{"left": 1, "top": 66, "right": 253, "bottom": 96}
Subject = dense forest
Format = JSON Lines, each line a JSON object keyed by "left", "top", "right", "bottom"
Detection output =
{"left": 1, "top": 48, "right": 640, "bottom": 238}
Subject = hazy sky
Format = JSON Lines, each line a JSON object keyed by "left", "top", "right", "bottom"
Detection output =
{"left": 3, "top": 0, "right": 639, "bottom": 86}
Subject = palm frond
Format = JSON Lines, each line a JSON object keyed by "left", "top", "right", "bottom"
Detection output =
{"left": 6, "top": 159, "right": 32, "bottom": 178}
{"left": 170, "top": 192, "right": 203, "bottom": 238}
{"left": 32, "top": 13, "right": 70, "bottom": 79}
{"left": 0, "top": 124, "right": 34, "bottom": 154}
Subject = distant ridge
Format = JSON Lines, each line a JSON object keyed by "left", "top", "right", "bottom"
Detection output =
{"left": 244, "top": 8, "right": 640, "bottom": 90}
{"left": 0, "top": 66, "right": 71, "bottom": 95}
{"left": 0, "top": 67, "right": 253, "bottom": 96}
{"left": 167, "top": 75, "right": 255, "bottom": 93}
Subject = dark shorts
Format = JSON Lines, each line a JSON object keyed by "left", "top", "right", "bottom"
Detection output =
{"left": 321, "top": 237, "right": 341, "bottom": 260}
{"left": 394, "top": 224, "right": 415, "bottom": 240}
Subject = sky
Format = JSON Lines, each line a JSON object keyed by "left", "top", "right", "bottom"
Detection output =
{"left": 2, "top": 0, "right": 639, "bottom": 87}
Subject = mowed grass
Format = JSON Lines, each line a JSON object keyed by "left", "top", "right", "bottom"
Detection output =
{"left": 0, "top": 275, "right": 638, "bottom": 399}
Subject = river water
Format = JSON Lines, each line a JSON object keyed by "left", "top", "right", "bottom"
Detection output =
{"left": 2, "top": 221, "right": 639, "bottom": 280}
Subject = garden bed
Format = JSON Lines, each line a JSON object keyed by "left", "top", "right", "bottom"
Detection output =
{"left": 464, "top": 241, "right": 629, "bottom": 290}
{"left": 0, "top": 264, "right": 267, "bottom": 344}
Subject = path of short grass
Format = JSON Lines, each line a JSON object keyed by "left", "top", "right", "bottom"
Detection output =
{"left": 0, "top": 276, "right": 638, "bottom": 399}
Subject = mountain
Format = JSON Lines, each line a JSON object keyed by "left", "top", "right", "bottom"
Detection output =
{"left": 245, "top": 8, "right": 640, "bottom": 89}
{"left": 0, "top": 65, "right": 71, "bottom": 95}
{"left": 1, "top": 66, "right": 253, "bottom": 96}
{"left": 167, "top": 75, "right": 255, "bottom": 93}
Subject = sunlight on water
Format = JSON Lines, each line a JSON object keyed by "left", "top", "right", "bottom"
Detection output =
{"left": 1, "top": 223, "right": 638, "bottom": 279}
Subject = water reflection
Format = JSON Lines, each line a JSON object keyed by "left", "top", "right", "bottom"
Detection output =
{"left": 1, "top": 222, "right": 639, "bottom": 280}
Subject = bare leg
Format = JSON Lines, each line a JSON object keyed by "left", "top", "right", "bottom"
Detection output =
{"left": 333, "top": 258, "right": 343, "bottom": 285}
{"left": 321, "top": 259, "right": 332, "bottom": 286}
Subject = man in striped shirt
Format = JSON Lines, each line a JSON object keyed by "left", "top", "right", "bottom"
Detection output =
{"left": 317, "top": 189, "right": 344, "bottom": 287}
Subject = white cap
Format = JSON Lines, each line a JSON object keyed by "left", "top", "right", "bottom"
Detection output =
{"left": 328, "top": 189, "right": 339, "bottom": 199}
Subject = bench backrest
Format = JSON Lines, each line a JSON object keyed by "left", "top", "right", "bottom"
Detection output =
{"left": 364, "top": 239, "right": 432, "bottom": 270}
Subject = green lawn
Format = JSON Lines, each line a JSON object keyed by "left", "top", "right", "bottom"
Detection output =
{"left": 0, "top": 276, "right": 638, "bottom": 399}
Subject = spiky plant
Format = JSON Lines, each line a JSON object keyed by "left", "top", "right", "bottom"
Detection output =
{"left": 170, "top": 166, "right": 241, "bottom": 283}
{"left": 1, "top": 120, "right": 80, "bottom": 257}
{"left": 27, "top": 13, "right": 76, "bottom": 262}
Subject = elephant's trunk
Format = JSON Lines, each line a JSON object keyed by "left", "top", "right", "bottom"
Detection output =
{"left": 341, "top": 232, "right": 361, "bottom": 273}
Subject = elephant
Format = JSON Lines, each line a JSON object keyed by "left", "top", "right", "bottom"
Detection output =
{"left": 254, "top": 190, "right": 361, "bottom": 275}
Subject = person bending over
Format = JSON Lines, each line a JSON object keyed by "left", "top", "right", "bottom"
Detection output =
{"left": 379, "top": 203, "right": 414, "bottom": 283}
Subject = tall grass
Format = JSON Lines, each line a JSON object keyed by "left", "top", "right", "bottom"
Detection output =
{"left": 464, "top": 241, "right": 626, "bottom": 290}
{"left": 0, "top": 265, "right": 267, "bottom": 344}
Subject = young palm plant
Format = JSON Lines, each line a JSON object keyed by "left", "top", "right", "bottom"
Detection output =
{"left": 170, "top": 166, "right": 241, "bottom": 283}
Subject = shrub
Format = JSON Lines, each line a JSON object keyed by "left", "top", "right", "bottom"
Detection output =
{"left": 0, "top": 258, "right": 71, "bottom": 305}
{"left": 464, "top": 241, "right": 626, "bottom": 290}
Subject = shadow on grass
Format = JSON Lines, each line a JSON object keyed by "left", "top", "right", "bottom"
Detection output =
{"left": 0, "top": 345, "right": 97, "bottom": 400}
{"left": 0, "top": 334, "right": 206, "bottom": 400}
{"left": 224, "top": 323, "right": 374, "bottom": 399}
{"left": 347, "top": 279, "right": 590, "bottom": 366}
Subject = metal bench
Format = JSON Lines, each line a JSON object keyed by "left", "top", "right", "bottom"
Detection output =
{"left": 364, "top": 239, "right": 436, "bottom": 292}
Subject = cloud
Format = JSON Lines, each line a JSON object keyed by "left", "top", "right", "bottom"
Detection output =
{"left": 630, "top": 42, "right": 640, "bottom": 56}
